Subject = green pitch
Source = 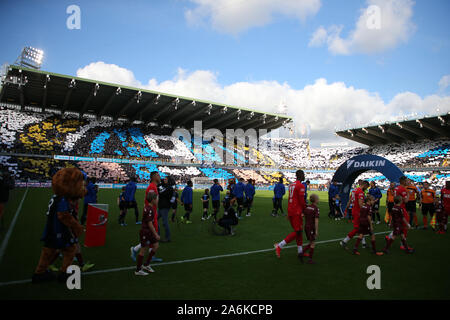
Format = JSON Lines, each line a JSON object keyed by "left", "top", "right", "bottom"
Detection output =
{"left": 0, "top": 188, "right": 449, "bottom": 300}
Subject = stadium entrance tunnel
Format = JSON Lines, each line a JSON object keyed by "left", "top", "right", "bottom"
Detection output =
{"left": 331, "top": 154, "right": 404, "bottom": 213}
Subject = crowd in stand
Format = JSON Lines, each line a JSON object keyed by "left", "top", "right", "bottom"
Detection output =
{"left": 0, "top": 107, "right": 449, "bottom": 187}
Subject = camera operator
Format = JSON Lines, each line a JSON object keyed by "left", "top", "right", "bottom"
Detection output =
{"left": 157, "top": 176, "right": 175, "bottom": 242}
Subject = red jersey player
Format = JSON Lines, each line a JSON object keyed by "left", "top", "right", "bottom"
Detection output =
{"left": 435, "top": 196, "right": 447, "bottom": 234}
{"left": 135, "top": 191, "right": 160, "bottom": 276}
{"left": 352, "top": 195, "right": 383, "bottom": 256}
{"left": 393, "top": 176, "right": 413, "bottom": 250}
{"left": 382, "top": 196, "right": 414, "bottom": 254}
{"left": 440, "top": 181, "right": 450, "bottom": 232}
{"left": 340, "top": 180, "right": 369, "bottom": 248}
{"left": 131, "top": 171, "right": 161, "bottom": 261}
{"left": 274, "top": 170, "right": 307, "bottom": 263}
{"left": 302, "top": 194, "right": 320, "bottom": 264}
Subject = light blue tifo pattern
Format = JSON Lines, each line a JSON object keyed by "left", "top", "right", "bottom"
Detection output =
{"left": 90, "top": 132, "right": 111, "bottom": 154}
{"left": 132, "top": 164, "right": 167, "bottom": 181}
{"left": 200, "top": 168, "right": 234, "bottom": 180}
{"left": 416, "top": 144, "right": 449, "bottom": 158}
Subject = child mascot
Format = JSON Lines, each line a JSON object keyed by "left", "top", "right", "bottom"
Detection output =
{"left": 32, "top": 168, "right": 86, "bottom": 283}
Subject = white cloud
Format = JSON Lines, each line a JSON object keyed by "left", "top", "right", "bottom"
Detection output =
{"left": 76, "top": 61, "right": 141, "bottom": 87}
{"left": 309, "top": 0, "right": 416, "bottom": 55}
{"left": 185, "top": 0, "right": 321, "bottom": 34}
{"left": 439, "top": 75, "right": 450, "bottom": 92}
{"left": 76, "top": 61, "right": 450, "bottom": 145}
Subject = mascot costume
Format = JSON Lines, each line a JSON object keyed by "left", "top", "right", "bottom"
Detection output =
{"left": 32, "top": 168, "right": 86, "bottom": 283}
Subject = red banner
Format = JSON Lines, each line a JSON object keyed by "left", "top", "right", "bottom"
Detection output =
{"left": 84, "top": 204, "right": 109, "bottom": 247}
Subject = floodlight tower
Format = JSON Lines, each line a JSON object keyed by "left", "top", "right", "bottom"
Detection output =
{"left": 14, "top": 46, "right": 44, "bottom": 69}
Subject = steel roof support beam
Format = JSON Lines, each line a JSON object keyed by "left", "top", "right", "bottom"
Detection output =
{"left": 366, "top": 128, "right": 402, "bottom": 144}
{"left": 336, "top": 132, "right": 374, "bottom": 146}
{"left": 132, "top": 94, "right": 160, "bottom": 122}
{"left": 204, "top": 110, "right": 239, "bottom": 128}
{"left": 386, "top": 126, "right": 416, "bottom": 142}
{"left": 401, "top": 123, "right": 434, "bottom": 139}
{"left": 166, "top": 101, "right": 194, "bottom": 122}
{"left": 420, "top": 119, "right": 450, "bottom": 138}
{"left": 152, "top": 97, "right": 178, "bottom": 120}
{"left": 99, "top": 90, "right": 119, "bottom": 116}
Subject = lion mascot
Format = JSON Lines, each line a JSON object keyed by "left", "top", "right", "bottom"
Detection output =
{"left": 32, "top": 168, "right": 86, "bottom": 283}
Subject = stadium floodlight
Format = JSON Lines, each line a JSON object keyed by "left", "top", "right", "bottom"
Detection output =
{"left": 416, "top": 119, "right": 423, "bottom": 128}
{"left": 135, "top": 91, "right": 142, "bottom": 103}
{"left": 206, "top": 104, "right": 213, "bottom": 115}
{"left": 94, "top": 83, "right": 100, "bottom": 96}
{"left": 116, "top": 87, "right": 122, "bottom": 95}
{"left": 15, "top": 46, "right": 44, "bottom": 70}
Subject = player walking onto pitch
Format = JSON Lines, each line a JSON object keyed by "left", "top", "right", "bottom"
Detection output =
{"left": 440, "top": 181, "right": 450, "bottom": 233}
{"left": 118, "top": 186, "right": 127, "bottom": 225}
{"left": 130, "top": 171, "right": 163, "bottom": 262}
{"left": 340, "top": 180, "right": 370, "bottom": 248}
{"left": 302, "top": 194, "right": 320, "bottom": 264}
{"left": 382, "top": 196, "right": 414, "bottom": 254}
{"left": 368, "top": 181, "right": 382, "bottom": 224}
{"left": 244, "top": 179, "right": 255, "bottom": 217}
{"left": 271, "top": 177, "right": 286, "bottom": 217}
{"left": 180, "top": 180, "right": 194, "bottom": 224}
{"left": 135, "top": 191, "right": 160, "bottom": 276}
{"left": 201, "top": 189, "right": 210, "bottom": 220}
{"left": 352, "top": 195, "right": 384, "bottom": 256}
{"left": 406, "top": 179, "right": 420, "bottom": 228}
{"left": 420, "top": 181, "right": 436, "bottom": 230}
{"left": 274, "top": 170, "right": 307, "bottom": 263}
{"left": 210, "top": 179, "right": 223, "bottom": 221}
{"left": 434, "top": 196, "right": 447, "bottom": 234}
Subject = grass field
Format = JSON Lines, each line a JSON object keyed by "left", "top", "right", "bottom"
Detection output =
{"left": 0, "top": 188, "right": 449, "bottom": 300}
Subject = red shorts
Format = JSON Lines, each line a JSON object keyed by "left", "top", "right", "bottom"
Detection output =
{"left": 305, "top": 227, "right": 316, "bottom": 241}
{"left": 288, "top": 214, "right": 303, "bottom": 232}
{"left": 393, "top": 223, "right": 404, "bottom": 236}
{"left": 139, "top": 230, "right": 157, "bottom": 247}
{"left": 352, "top": 214, "right": 360, "bottom": 229}
{"left": 357, "top": 223, "right": 372, "bottom": 235}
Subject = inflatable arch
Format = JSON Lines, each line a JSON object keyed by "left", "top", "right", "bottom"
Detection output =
{"left": 331, "top": 154, "right": 404, "bottom": 213}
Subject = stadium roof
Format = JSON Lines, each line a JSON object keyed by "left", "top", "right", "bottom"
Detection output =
{"left": 0, "top": 65, "right": 292, "bottom": 132}
{"left": 335, "top": 113, "right": 450, "bottom": 146}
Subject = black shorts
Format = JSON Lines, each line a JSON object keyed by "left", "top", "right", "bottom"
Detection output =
{"left": 184, "top": 203, "right": 192, "bottom": 212}
{"left": 372, "top": 201, "right": 380, "bottom": 211}
{"left": 236, "top": 197, "right": 244, "bottom": 206}
{"left": 406, "top": 201, "right": 416, "bottom": 213}
{"left": 126, "top": 201, "right": 137, "bottom": 209}
{"left": 246, "top": 197, "right": 253, "bottom": 207}
{"left": 171, "top": 202, "right": 177, "bottom": 210}
{"left": 119, "top": 201, "right": 127, "bottom": 210}
{"left": 203, "top": 203, "right": 209, "bottom": 209}
{"left": 387, "top": 202, "right": 394, "bottom": 213}
{"left": 212, "top": 200, "right": 220, "bottom": 209}
{"left": 421, "top": 203, "right": 435, "bottom": 216}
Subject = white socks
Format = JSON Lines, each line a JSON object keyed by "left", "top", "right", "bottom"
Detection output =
{"left": 297, "top": 246, "right": 303, "bottom": 254}
{"left": 362, "top": 237, "right": 366, "bottom": 245}
{"left": 133, "top": 244, "right": 141, "bottom": 252}
{"left": 343, "top": 236, "right": 350, "bottom": 243}
{"left": 278, "top": 240, "right": 287, "bottom": 248}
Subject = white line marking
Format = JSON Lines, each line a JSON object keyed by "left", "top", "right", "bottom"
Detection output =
{"left": 0, "top": 230, "right": 391, "bottom": 287}
{"left": 0, "top": 188, "right": 29, "bottom": 265}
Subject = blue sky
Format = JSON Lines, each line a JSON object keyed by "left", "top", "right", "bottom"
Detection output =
{"left": 0, "top": 0, "right": 449, "bottom": 145}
